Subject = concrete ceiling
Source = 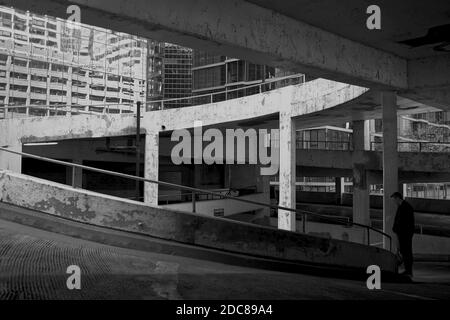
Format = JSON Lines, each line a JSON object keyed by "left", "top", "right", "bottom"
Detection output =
{"left": 246, "top": 0, "right": 450, "bottom": 59}
{"left": 2, "top": 0, "right": 449, "bottom": 109}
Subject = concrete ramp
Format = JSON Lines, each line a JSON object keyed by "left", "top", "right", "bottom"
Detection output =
{"left": 0, "top": 170, "right": 397, "bottom": 273}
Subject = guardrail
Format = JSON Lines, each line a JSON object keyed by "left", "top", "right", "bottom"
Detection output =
{"left": 296, "top": 140, "right": 450, "bottom": 153}
{"left": 296, "top": 140, "right": 352, "bottom": 150}
{"left": 145, "top": 74, "right": 305, "bottom": 111}
{"left": 0, "top": 74, "right": 305, "bottom": 119}
{"left": 0, "top": 103, "right": 135, "bottom": 119}
{"left": 0, "top": 146, "right": 392, "bottom": 251}
{"left": 371, "top": 141, "right": 450, "bottom": 152}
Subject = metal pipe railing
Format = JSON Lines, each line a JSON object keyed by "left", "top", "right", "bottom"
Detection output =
{"left": 146, "top": 74, "right": 305, "bottom": 111}
{"left": 0, "top": 102, "right": 136, "bottom": 119}
{"left": 0, "top": 146, "right": 392, "bottom": 252}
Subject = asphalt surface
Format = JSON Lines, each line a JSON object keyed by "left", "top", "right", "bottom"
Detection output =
{"left": 0, "top": 218, "right": 450, "bottom": 300}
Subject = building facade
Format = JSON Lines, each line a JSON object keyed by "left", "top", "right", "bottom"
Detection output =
{"left": 0, "top": 6, "right": 149, "bottom": 115}
{"left": 146, "top": 41, "right": 192, "bottom": 110}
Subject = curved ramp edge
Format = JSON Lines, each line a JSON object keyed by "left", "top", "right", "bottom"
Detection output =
{"left": 0, "top": 170, "right": 398, "bottom": 274}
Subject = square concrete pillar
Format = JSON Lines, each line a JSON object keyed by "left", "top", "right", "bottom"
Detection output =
{"left": 382, "top": 92, "right": 398, "bottom": 251}
{"left": 352, "top": 120, "right": 370, "bottom": 227}
{"left": 335, "top": 177, "right": 344, "bottom": 205}
{"left": 70, "top": 159, "right": 83, "bottom": 188}
{"left": 278, "top": 112, "right": 296, "bottom": 231}
{"left": 144, "top": 132, "right": 159, "bottom": 206}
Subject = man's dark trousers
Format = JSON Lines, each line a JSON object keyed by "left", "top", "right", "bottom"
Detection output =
{"left": 397, "top": 232, "right": 414, "bottom": 274}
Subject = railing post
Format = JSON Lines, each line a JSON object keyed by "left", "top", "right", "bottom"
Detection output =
{"left": 161, "top": 101, "right": 164, "bottom": 110}
{"left": 71, "top": 166, "right": 76, "bottom": 188}
{"left": 192, "top": 191, "right": 196, "bottom": 213}
{"left": 302, "top": 213, "right": 306, "bottom": 233}
{"left": 210, "top": 93, "right": 213, "bottom": 104}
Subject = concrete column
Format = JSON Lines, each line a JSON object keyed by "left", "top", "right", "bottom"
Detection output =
{"left": 278, "top": 112, "right": 296, "bottom": 231}
{"left": 352, "top": 120, "right": 371, "bottom": 150}
{"left": 352, "top": 120, "right": 370, "bottom": 226}
{"left": 335, "top": 177, "right": 344, "bottom": 205}
{"left": 0, "top": 143, "right": 22, "bottom": 173}
{"left": 382, "top": 92, "right": 398, "bottom": 251}
{"left": 71, "top": 159, "right": 83, "bottom": 188}
{"left": 144, "top": 132, "right": 159, "bottom": 206}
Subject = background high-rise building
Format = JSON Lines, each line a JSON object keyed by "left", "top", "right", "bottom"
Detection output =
{"left": 0, "top": 6, "right": 149, "bottom": 115}
{"left": 147, "top": 41, "right": 192, "bottom": 109}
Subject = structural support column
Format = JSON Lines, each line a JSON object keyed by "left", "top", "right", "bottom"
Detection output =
{"left": 382, "top": 92, "right": 398, "bottom": 251}
{"left": 71, "top": 159, "right": 83, "bottom": 188}
{"left": 144, "top": 132, "right": 159, "bottom": 206}
{"left": 335, "top": 177, "right": 345, "bottom": 205}
{"left": 278, "top": 112, "right": 296, "bottom": 231}
{"left": 352, "top": 120, "right": 370, "bottom": 226}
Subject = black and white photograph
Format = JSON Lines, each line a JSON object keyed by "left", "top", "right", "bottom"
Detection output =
{"left": 0, "top": 0, "right": 449, "bottom": 310}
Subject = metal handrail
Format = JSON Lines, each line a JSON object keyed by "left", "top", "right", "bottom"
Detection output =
{"left": 0, "top": 102, "right": 136, "bottom": 118}
{"left": 145, "top": 74, "right": 305, "bottom": 110}
{"left": 0, "top": 146, "right": 392, "bottom": 251}
{"left": 1, "top": 74, "right": 305, "bottom": 118}
{"left": 371, "top": 141, "right": 450, "bottom": 152}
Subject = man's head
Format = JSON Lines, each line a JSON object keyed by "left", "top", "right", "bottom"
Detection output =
{"left": 390, "top": 192, "right": 404, "bottom": 206}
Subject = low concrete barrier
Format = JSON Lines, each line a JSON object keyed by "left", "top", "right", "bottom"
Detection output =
{"left": 0, "top": 170, "right": 397, "bottom": 272}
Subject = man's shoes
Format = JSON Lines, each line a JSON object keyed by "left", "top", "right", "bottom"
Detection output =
{"left": 400, "top": 270, "right": 413, "bottom": 277}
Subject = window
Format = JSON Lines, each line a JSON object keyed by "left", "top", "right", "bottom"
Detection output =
{"left": 10, "top": 72, "right": 27, "bottom": 80}
{"left": 89, "top": 95, "right": 104, "bottom": 101}
{"left": 106, "top": 97, "right": 119, "bottom": 103}
{"left": 46, "top": 40, "right": 57, "bottom": 47}
{"left": 0, "top": 30, "right": 11, "bottom": 37}
{"left": 30, "top": 60, "right": 49, "bottom": 69}
{"left": 30, "top": 87, "right": 47, "bottom": 94}
{"left": 50, "top": 77, "right": 67, "bottom": 84}
{"left": 90, "top": 84, "right": 105, "bottom": 91}
{"left": 0, "top": 54, "right": 7, "bottom": 65}
{"left": 50, "top": 89, "right": 66, "bottom": 96}
{"left": 14, "top": 34, "right": 27, "bottom": 41}
{"left": 14, "top": 23, "right": 26, "bottom": 31}
{"left": 31, "top": 75, "right": 47, "bottom": 82}
{"left": 46, "top": 22, "right": 56, "bottom": 30}
{"left": 10, "top": 84, "right": 28, "bottom": 92}
{"left": 30, "top": 38, "right": 45, "bottom": 45}
{"left": 30, "top": 27, "right": 45, "bottom": 36}
{"left": 51, "top": 64, "right": 69, "bottom": 72}
{"left": 72, "top": 92, "right": 86, "bottom": 99}
{"left": 31, "top": 18, "right": 45, "bottom": 27}
{"left": 30, "top": 99, "right": 46, "bottom": 105}
{"left": 72, "top": 80, "right": 86, "bottom": 87}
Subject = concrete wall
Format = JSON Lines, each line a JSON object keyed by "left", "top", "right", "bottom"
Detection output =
{"left": 0, "top": 170, "right": 397, "bottom": 272}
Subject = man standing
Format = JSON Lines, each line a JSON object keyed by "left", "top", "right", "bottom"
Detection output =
{"left": 391, "top": 192, "right": 415, "bottom": 277}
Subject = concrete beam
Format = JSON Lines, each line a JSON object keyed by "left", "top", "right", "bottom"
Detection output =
{"left": 297, "top": 149, "right": 450, "bottom": 174}
{"left": 401, "top": 55, "right": 450, "bottom": 111}
{"left": 2, "top": 0, "right": 407, "bottom": 90}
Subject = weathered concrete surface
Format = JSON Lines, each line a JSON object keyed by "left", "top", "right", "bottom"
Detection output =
{"left": 3, "top": 0, "right": 407, "bottom": 90}
{"left": 0, "top": 114, "right": 139, "bottom": 146}
{"left": 0, "top": 170, "right": 397, "bottom": 272}
{"left": 1, "top": 217, "right": 449, "bottom": 299}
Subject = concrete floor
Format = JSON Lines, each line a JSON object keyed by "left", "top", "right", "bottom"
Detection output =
{"left": 0, "top": 218, "right": 449, "bottom": 300}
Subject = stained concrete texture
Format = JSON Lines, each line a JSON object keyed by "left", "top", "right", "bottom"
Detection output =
{"left": 0, "top": 218, "right": 449, "bottom": 300}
